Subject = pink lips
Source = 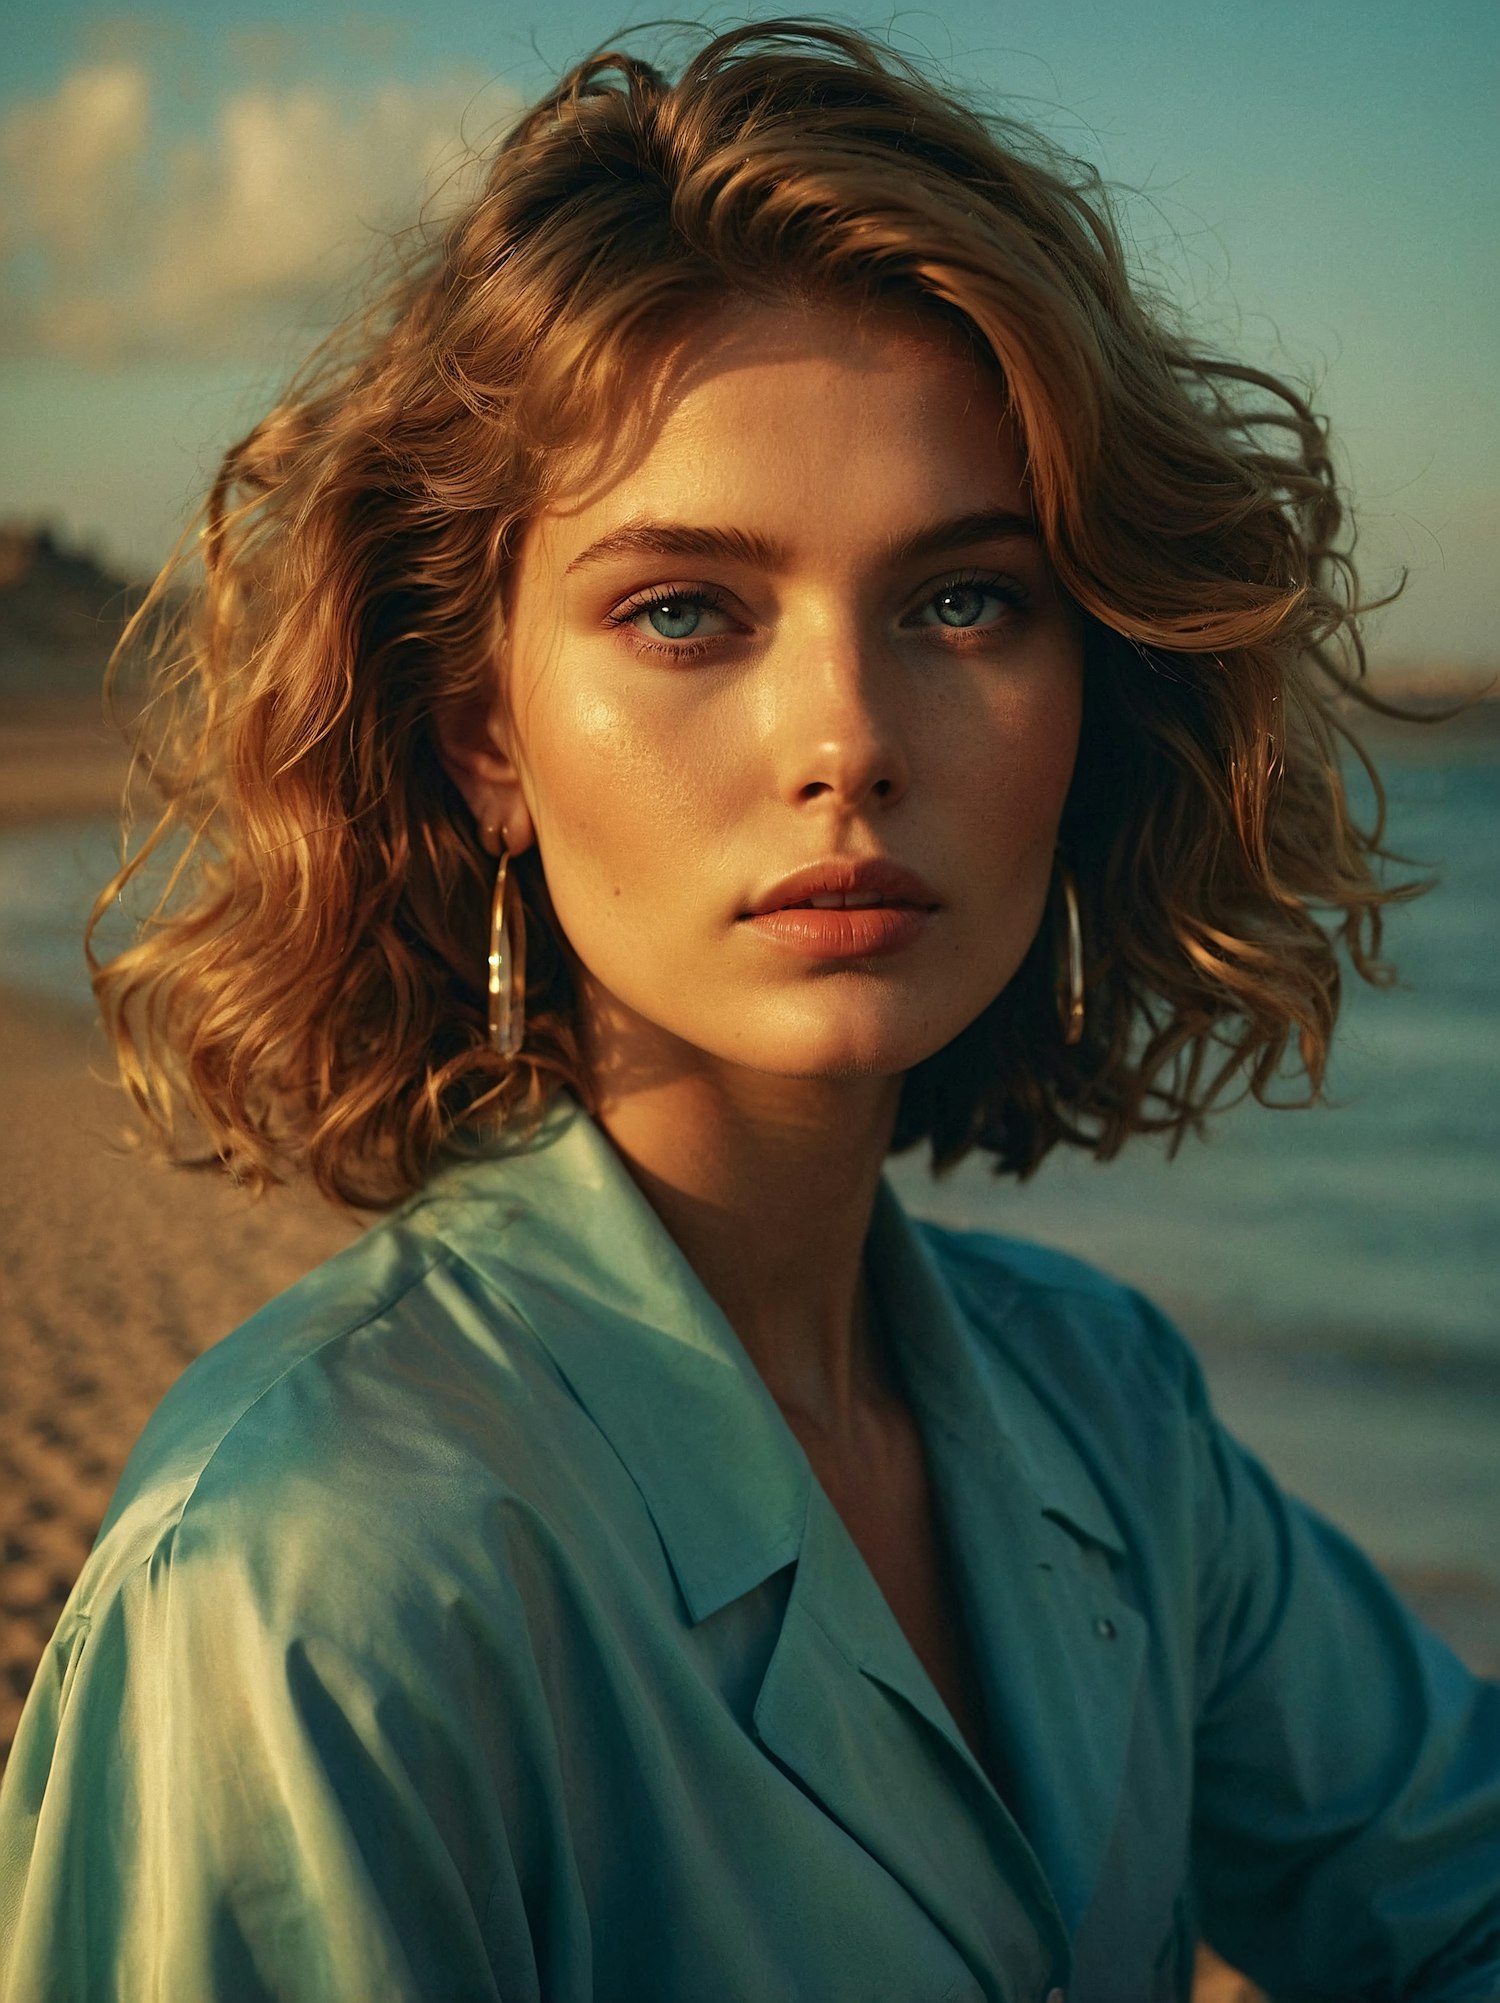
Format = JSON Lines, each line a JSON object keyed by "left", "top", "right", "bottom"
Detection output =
{"left": 742, "top": 854, "right": 940, "bottom": 918}
{"left": 744, "top": 905, "right": 933, "bottom": 957}
{"left": 738, "top": 855, "right": 940, "bottom": 960}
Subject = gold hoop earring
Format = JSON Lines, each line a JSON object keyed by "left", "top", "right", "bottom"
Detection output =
{"left": 488, "top": 843, "right": 527, "bottom": 1058}
{"left": 1055, "top": 860, "right": 1085, "bottom": 1047}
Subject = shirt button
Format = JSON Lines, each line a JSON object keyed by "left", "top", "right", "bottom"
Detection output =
{"left": 1093, "top": 1615, "right": 1118, "bottom": 1641}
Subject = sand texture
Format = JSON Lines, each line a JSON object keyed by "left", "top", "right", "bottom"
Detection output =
{"left": 0, "top": 986, "right": 359, "bottom": 1761}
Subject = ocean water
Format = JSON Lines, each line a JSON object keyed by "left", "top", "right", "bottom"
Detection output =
{"left": 896, "top": 755, "right": 1500, "bottom": 1370}
{"left": 3, "top": 757, "right": 1497, "bottom": 1370}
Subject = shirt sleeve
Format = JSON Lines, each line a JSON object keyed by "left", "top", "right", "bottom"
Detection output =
{"left": 1176, "top": 1320, "right": 1500, "bottom": 2001}
{"left": 0, "top": 1506, "right": 572, "bottom": 2003}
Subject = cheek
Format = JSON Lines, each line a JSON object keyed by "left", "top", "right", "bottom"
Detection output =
{"left": 523, "top": 678, "right": 728, "bottom": 893}
{"left": 951, "top": 666, "right": 1083, "bottom": 867}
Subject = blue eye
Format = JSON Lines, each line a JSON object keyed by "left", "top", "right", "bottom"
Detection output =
{"left": 641, "top": 596, "right": 707, "bottom": 639}
{"left": 606, "top": 568, "right": 1029, "bottom": 662}
{"left": 914, "top": 571, "right": 1028, "bottom": 632}
{"left": 608, "top": 585, "right": 735, "bottom": 656}
{"left": 933, "top": 584, "right": 989, "bottom": 628}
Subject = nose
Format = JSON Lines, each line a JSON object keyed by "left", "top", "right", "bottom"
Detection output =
{"left": 770, "top": 620, "right": 911, "bottom": 815}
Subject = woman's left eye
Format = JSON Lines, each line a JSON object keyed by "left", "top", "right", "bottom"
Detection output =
{"left": 910, "top": 571, "right": 1029, "bottom": 632}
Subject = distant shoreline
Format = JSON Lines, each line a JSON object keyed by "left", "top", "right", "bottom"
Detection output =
{"left": 0, "top": 695, "right": 131, "bottom": 828}
{"left": 1347, "top": 693, "right": 1500, "bottom": 762}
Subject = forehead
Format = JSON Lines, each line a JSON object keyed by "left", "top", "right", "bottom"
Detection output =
{"left": 666, "top": 292, "right": 1002, "bottom": 400}
{"left": 529, "top": 297, "right": 1025, "bottom": 553}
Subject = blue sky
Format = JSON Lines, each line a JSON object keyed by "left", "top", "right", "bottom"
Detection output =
{"left": 3, "top": 1, "right": 1496, "bottom": 671}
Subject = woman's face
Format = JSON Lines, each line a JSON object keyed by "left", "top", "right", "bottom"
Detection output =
{"left": 483, "top": 298, "right": 1083, "bottom": 1101}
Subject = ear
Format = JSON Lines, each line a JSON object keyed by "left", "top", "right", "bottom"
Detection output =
{"left": 432, "top": 690, "right": 536, "bottom": 859}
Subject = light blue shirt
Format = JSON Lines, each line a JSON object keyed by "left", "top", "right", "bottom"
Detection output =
{"left": 2, "top": 1091, "right": 1497, "bottom": 2001}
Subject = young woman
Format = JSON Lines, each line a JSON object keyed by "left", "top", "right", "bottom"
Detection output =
{"left": 2, "top": 18, "right": 1496, "bottom": 2002}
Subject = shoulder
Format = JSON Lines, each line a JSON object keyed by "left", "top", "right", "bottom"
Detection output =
{"left": 913, "top": 1219, "right": 1241, "bottom": 1623}
{"left": 914, "top": 1219, "right": 1216, "bottom": 1520}
{"left": 917, "top": 1218, "right": 1205, "bottom": 1399}
{"left": 74, "top": 1207, "right": 583, "bottom": 1637}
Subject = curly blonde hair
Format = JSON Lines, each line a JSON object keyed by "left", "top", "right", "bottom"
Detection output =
{"left": 90, "top": 15, "right": 1417, "bottom": 1209}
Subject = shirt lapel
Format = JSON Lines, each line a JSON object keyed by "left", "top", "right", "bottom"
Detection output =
{"left": 866, "top": 1180, "right": 1149, "bottom": 1937}
{"left": 751, "top": 1472, "right": 1072, "bottom": 1994}
{"left": 412, "top": 1096, "right": 1142, "bottom": 1955}
{"left": 407, "top": 1092, "right": 813, "bottom": 1621}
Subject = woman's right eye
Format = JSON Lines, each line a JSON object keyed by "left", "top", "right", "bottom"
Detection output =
{"left": 607, "top": 586, "right": 738, "bottom": 657}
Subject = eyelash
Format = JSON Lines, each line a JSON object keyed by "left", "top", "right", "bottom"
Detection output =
{"left": 605, "top": 568, "right": 1032, "bottom": 661}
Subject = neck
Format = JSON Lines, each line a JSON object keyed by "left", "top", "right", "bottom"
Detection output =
{"left": 589, "top": 1063, "right": 907, "bottom": 1445}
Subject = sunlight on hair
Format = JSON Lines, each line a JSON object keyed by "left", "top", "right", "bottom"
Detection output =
{"left": 86, "top": 16, "right": 1426, "bottom": 1208}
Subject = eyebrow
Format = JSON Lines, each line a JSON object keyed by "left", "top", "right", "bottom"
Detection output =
{"left": 561, "top": 507, "right": 1039, "bottom": 578}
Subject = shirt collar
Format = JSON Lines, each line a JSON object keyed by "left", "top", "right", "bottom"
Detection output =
{"left": 405, "top": 1090, "right": 1124, "bottom": 1623}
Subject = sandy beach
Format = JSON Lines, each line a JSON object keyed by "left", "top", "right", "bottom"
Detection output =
{"left": 0, "top": 981, "right": 360, "bottom": 1757}
{"left": 0, "top": 693, "right": 369, "bottom": 1760}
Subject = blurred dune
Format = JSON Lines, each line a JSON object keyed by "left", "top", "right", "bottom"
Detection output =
{"left": 0, "top": 522, "right": 142, "bottom": 704}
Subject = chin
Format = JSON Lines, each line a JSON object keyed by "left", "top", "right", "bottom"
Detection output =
{"left": 725, "top": 1007, "right": 962, "bottom": 1083}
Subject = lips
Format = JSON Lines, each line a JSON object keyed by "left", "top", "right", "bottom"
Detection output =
{"left": 779, "top": 894, "right": 897, "bottom": 908}
{"left": 741, "top": 856, "right": 940, "bottom": 919}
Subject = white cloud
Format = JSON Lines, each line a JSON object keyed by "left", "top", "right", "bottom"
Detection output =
{"left": 0, "top": 57, "right": 519, "bottom": 363}
{"left": 1, "top": 62, "right": 150, "bottom": 269}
